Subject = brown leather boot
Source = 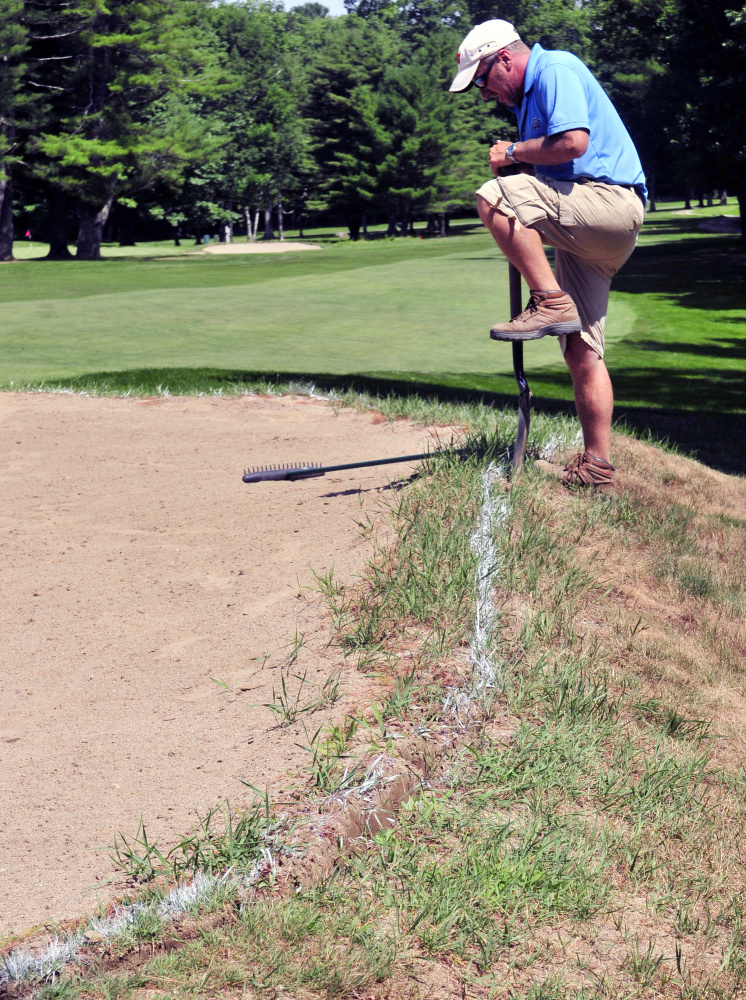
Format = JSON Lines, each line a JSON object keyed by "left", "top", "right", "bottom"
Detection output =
{"left": 490, "top": 289, "right": 581, "bottom": 341}
{"left": 535, "top": 452, "right": 616, "bottom": 493}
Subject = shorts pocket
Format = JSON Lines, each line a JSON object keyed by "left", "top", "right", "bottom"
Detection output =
{"left": 501, "top": 174, "right": 557, "bottom": 228}
{"left": 545, "top": 178, "right": 576, "bottom": 226}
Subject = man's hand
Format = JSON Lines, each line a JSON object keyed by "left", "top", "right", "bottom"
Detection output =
{"left": 489, "top": 140, "right": 514, "bottom": 175}
{"left": 490, "top": 129, "right": 590, "bottom": 174}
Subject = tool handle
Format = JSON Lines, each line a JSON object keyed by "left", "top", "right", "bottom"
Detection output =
{"left": 508, "top": 262, "right": 531, "bottom": 473}
{"left": 508, "top": 260, "right": 522, "bottom": 317}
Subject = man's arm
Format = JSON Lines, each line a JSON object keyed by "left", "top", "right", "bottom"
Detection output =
{"left": 489, "top": 129, "right": 589, "bottom": 174}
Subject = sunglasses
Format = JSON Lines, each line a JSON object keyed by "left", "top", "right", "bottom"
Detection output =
{"left": 474, "top": 53, "right": 499, "bottom": 89}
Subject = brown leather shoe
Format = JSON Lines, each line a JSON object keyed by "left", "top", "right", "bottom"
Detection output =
{"left": 490, "top": 289, "right": 582, "bottom": 341}
{"left": 535, "top": 452, "right": 616, "bottom": 493}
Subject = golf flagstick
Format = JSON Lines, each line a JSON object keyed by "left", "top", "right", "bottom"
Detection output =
{"left": 508, "top": 262, "right": 531, "bottom": 474}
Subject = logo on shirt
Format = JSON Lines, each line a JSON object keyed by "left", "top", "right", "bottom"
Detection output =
{"left": 532, "top": 117, "right": 542, "bottom": 132}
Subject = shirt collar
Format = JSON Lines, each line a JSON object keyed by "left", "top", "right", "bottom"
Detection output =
{"left": 523, "top": 42, "right": 545, "bottom": 96}
{"left": 508, "top": 42, "right": 545, "bottom": 115}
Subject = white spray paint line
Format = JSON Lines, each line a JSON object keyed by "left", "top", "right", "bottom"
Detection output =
{"left": 444, "top": 460, "right": 511, "bottom": 726}
{"left": 538, "top": 427, "right": 583, "bottom": 462}
{"left": 0, "top": 850, "right": 276, "bottom": 987}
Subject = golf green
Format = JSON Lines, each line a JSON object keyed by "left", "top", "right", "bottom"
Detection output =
{"left": 0, "top": 236, "right": 633, "bottom": 382}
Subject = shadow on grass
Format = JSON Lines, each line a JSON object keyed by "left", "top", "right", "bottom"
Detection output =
{"left": 614, "top": 235, "right": 746, "bottom": 310}
{"left": 633, "top": 337, "right": 746, "bottom": 359}
{"left": 48, "top": 367, "right": 746, "bottom": 477}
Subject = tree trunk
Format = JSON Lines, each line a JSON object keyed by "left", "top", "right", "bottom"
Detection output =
{"left": 173, "top": 224, "right": 181, "bottom": 247}
{"left": 253, "top": 209, "right": 259, "bottom": 241}
{"left": 438, "top": 213, "right": 447, "bottom": 238}
{"left": 348, "top": 215, "right": 361, "bottom": 240}
{"left": 386, "top": 215, "right": 397, "bottom": 237}
{"left": 0, "top": 174, "right": 14, "bottom": 262}
{"left": 243, "top": 205, "right": 253, "bottom": 241}
{"left": 277, "top": 190, "right": 284, "bottom": 241}
{"left": 46, "top": 189, "right": 73, "bottom": 259}
{"left": 262, "top": 199, "right": 274, "bottom": 240}
{"left": 361, "top": 212, "right": 367, "bottom": 239}
{"left": 76, "top": 195, "right": 115, "bottom": 259}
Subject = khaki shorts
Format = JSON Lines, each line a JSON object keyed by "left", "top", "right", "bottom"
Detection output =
{"left": 476, "top": 173, "right": 644, "bottom": 357}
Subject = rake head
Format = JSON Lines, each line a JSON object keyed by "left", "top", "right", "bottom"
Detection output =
{"left": 242, "top": 462, "right": 325, "bottom": 483}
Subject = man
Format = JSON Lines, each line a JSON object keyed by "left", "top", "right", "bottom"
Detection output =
{"left": 450, "top": 20, "right": 646, "bottom": 490}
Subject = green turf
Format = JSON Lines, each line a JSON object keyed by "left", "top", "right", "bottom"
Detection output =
{"left": 1, "top": 202, "right": 744, "bottom": 472}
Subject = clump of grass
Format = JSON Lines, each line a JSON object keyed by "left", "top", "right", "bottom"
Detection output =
{"left": 260, "top": 664, "right": 343, "bottom": 728}
{"left": 110, "top": 796, "right": 277, "bottom": 886}
{"left": 315, "top": 442, "right": 486, "bottom": 676}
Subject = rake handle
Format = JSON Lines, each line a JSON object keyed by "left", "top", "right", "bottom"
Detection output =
{"left": 509, "top": 263, "right": 531, "bottom": 473}
{"left": 242, "top": 450, "right": 468, "bottom": 484}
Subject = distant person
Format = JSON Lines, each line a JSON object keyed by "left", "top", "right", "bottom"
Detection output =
{"left": 450, "top": 20, "right": 646, "bottom": 491}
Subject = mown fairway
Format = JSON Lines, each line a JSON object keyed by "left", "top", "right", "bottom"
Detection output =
{"left": 0, "top": 223, "right": 584, "bottom": 383}
{"left": 1, "top": 205, "right": 744, "bottom": 471}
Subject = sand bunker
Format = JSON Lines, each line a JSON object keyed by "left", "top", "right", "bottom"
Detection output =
{"left": 201, "top": 241, "right": 322, "bottom": 254}
{"left": 0, "top": 392, "right": 441, "bottom": 935}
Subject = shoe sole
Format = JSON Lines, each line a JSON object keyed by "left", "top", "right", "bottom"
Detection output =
{"left": 490, "top": 321, "right": 582, "bottom": 342}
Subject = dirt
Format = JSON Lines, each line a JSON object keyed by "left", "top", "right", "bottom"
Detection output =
{"left": 0, "top": 391, "right": 443, "bottom": 937}
{"left": 201, "top": 241, "right": 322, "bottom": 254}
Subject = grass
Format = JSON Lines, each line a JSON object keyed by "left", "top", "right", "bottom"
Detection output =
{"left": 2, "top": 204, "right": 746, "bottom": 997}
{"left": 8, "top": 401, "right": 745, "bottom": 998}
{"left": 2, "top": 201, "right": 744, "bottom": 473}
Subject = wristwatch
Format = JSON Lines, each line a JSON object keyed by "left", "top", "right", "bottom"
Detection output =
{"left": 505, "top": 142, "right": 519, "bottom": 162}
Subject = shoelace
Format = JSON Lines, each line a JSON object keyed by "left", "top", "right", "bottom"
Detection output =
{"left": 514, "top": 295, "right": 540, "bottom": 321}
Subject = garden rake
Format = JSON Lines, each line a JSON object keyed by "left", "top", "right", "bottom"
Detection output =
{"left": 242, "top": 449, "right": 469, "bottom": 484}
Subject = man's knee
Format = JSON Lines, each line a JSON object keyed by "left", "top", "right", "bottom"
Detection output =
{"left": 476, "top": 193, "right": 492, "bottom": 224}
{"left": 564, "top": 332, "right": 604, "bottom": 370}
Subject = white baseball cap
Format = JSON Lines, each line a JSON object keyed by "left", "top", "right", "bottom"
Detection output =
{"left": 449, "top": 19, "right": 521, "bottom": 92}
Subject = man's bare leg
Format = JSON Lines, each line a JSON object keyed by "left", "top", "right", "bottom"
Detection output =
{"left": 564, "top": 334, "right": 614, "bottom": 462}
{"left": 476, "top": 195, "right": 558, "bottom": 290}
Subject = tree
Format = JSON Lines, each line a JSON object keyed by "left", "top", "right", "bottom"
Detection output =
{"left": 663, "top": 0, "right": 746, "bottom": 234}
{"left": 465, "top": 0, "right": 592, "bottom": 59}
{"left": 305, "top": 15, "right": 400, "bottom": 238}
{"left": 22, "top": 0, "right": 219, "bottom": 259}
{"left": 0, "top": 0, "right": 28, "bottom": 261}
{"left": 171, "top": 1, "right": 310, "bottom": 242}
{"left": 375, "top": 31, "right": 471, "bottom": 234}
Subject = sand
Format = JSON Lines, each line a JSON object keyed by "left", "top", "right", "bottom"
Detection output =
{"left": 0, "top": 392, "right": 439, "bottom": 935}
{"left": 201, "top": 241, "right": 322, "bottom": 254}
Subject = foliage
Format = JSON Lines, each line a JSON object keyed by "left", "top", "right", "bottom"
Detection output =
{"left": 1, "top": 0, "right": 743, "bottom": 255}
{"left": 0, "top": 0, "right": 29, "bottom": 259}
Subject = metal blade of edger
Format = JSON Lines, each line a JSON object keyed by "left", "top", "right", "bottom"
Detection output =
{"left": 508, "top": 263, "right": 531, "bottom": 473}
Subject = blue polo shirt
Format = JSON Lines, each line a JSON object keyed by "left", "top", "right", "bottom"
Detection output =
{"left": 512, "top": 44, "right": 647, "bottom": 201}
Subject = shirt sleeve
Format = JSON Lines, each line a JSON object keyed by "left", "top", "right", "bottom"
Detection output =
{"left": 535, "top": 61, "right": 590, "bottom": 136}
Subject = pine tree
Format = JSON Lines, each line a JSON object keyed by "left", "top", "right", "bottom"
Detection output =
{"left": 305, "top": 15, "right": 400, "bottom": 238}
{"left": 0, "top": 0, "right": 28, "bottom": 260}
{"left": 22, "top": 0, "right": 218, "bottom": 259}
